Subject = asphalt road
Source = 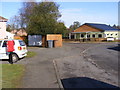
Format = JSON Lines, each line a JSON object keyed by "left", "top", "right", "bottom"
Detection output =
{"left": 1, "top": 42, "right": 119, "bottom": 88}
{"left": 55, "top": 42, "right": 119, "bottom": 88}
{"left": 17, "top": 43, "right": 98, "bottom": 88}
{"left": 85, "top": 43, "right": 119, "bottom": 76}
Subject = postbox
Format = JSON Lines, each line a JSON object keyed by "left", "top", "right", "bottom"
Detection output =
{"left": 7, "top": 40, "right": 15, "bottom": 52}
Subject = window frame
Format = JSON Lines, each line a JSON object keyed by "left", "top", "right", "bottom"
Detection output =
{"left": 92, "top": 34, "right": 95, "bottom": 38}
{"left": 2, "top": 41, "right": 7, "bottom": 47}
{"left": 98, "top": 34, "right": 102, "bottom": 38}
{"left": 19, "top": 40, "right": 26, "bottom": 46}
{"left": 81, "top": 34, "right": 84, "bottom": 38}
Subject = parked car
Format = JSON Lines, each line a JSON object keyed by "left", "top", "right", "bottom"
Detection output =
{"left": 0, "top": 39, "right": 28, "bottom": 63}
{"left": 107, "top": 37, "right": 114, "bottom": 41}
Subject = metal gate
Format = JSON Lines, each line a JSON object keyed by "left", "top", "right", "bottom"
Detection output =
{"left": 28, "top": 35, "right": 42, "bottom": 46}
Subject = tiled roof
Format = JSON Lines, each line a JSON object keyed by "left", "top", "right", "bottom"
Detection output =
{"left": 0, "top": 16, "right": 8, "bottom": 22}
{"left": 85, "top": 23, "right": 119, "bottom": 31}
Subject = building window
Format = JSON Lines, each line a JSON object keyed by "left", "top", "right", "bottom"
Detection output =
{"left": 92, "top": 34, "right": 95, "bottom": 38}
{"left": 111, "top": 34, "right": 113, "bottom": 36}
{"left": 116, "top": 34, "right": 118, "bottom": 35}
{"left": 2, "top": 41, "right": 7, "bottom": 47}
{"left": 107, "top": 34, "right": 109, "bottom": 35}
{"left": 98, "top": 34, "right": 102, "bottom": 38}
{"left": 87, "top": 34, "right": 90, "bottom": 38}
{"left": 6, "top": 36, "right": 8, "bottom": 39}
{"left": 81, "top": 34, "right": 84, "bottom": 38}
{"left": 71, "top": 35, "right": 74, "bottom": 39}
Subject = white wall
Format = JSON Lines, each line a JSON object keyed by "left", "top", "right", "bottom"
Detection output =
{"left": 0, "top": 22, "right": 7, "bottom": 39}
{"left": 104, "top": 31, "right": 120, "bottom": 40}
{"left": 6, "top": 32, "right": 14, "bottom": 39}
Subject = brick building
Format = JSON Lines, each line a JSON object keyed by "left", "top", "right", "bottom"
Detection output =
{"left": 70, "top": 23, "right": 120, "bottom": 40}
{"left": 0, "top": 16, "right": 8, "bottom": 39}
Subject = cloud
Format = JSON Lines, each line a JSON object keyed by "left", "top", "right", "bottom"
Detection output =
{"left": 59, "top": 8, "right": 118, "bottom": 28}
{"left": 60, "top": 8, "right": 82, "bottom": 13}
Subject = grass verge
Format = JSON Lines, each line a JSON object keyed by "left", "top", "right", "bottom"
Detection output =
{"left": 2, "top": 64, "right": 25, "bottom": 88}
{"left": 26, "top": 51, "right": 37, "bottom": 58}
{"left": 1, "top": 51, "right": 36, "bottom": 88}
{"left": 0, "top": 64, "right": 2, "bottom": 89}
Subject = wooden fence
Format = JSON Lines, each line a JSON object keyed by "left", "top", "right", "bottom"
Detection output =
{"left": 46, "top": 34, "right": 62, "bottom": 47}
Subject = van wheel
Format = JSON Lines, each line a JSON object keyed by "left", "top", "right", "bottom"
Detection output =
{"left": 9, "top": 54, "right": 19, "bottom": 64}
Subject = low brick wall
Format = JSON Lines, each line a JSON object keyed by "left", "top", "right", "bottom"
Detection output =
{"left": 95, "top": 38, "right": 107, "bottom": 41}
{"left": 63, "top": 38, "right": 107, "bottom": 42}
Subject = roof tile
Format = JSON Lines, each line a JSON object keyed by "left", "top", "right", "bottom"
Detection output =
{"left": 85, "top": 23, "right": 119, "bottom": 31}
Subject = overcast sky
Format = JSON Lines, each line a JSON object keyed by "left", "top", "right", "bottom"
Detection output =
{"left": 0, "top": 0, "right": 119, "bottom": 28}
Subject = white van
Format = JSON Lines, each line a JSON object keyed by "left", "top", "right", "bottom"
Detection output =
{"left": 0, "top": 39, "right": 27, "bottom": 63}
{"left": 107, "top": 37, "right": 115, "bottom": 41}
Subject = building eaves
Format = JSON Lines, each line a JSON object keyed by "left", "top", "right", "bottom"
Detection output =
{"left": 0, "top": 16, "right": 8, "bottom": 22}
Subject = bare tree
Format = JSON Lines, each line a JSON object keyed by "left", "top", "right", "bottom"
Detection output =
{"left": 8, "top": 15, "right": 20, "bottom": 30}
{"left": 18, "top": 1, "right": 37, "bottom": 27}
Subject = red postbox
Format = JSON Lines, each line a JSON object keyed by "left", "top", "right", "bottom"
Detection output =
{"left": 7, "top": 40, "right": 15, "bottom": 52}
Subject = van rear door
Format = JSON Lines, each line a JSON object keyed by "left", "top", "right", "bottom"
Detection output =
{"left": 18, "top": 40, "right": 27, "bottom": 53}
